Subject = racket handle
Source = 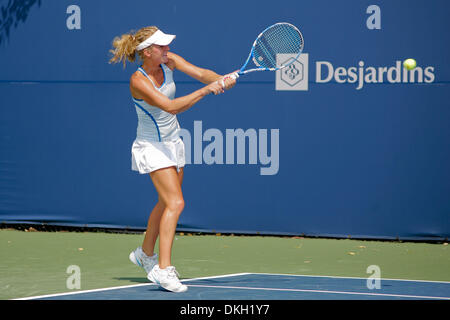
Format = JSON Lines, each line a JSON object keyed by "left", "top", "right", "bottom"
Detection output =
{"left": 219, "top": 72, "right": 239, "bottom": 88}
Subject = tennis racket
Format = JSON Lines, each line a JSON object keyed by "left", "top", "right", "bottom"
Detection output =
{"left": 227, "top": 22, "right": 304, "bottom": 81}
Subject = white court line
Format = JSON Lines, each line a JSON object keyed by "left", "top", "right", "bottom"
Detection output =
{"left": 13, "top": 273, "right": 250, "bottom": 300}
{"left": 248, "top": 272, "right": 450, "bottom": 284}
{"left": 14, "top": 283, "right": 156, "bottom": 300}
{"left": 182, "top": 272, "right": 251, "bottom": 282}
{"left": 185, "top": 284, "right": 450, "bottom": 300}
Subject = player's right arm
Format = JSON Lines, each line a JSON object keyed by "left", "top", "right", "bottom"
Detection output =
{"left": 130, "top": 72, "right": 223, "bottom": 115}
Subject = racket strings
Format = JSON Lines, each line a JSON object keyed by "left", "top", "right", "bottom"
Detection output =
{"left": 253, "top": 23, "right": 303, "bottom": 69}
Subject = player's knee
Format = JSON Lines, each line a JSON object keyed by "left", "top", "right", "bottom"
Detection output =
{"left": 167, "top": 197, "right": 185, "bottom": 214}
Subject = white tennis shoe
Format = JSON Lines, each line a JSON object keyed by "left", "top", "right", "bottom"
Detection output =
{"left": 148, "top": 265, "right": 188, "bottom": 293}
{"left": 129, "top": 247, "right": 158, "bottom": 280}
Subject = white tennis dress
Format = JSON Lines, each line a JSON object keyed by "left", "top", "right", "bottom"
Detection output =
{"left": 131, "top": 64, "right": 185, "bottom": 173}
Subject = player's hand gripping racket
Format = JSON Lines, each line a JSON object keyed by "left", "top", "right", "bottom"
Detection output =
{"left": 226, "top": 22, "right": 304, "bottom": 81}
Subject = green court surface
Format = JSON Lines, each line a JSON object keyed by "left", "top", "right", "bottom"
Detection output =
{"left": 0, "top": 228, "right": 449, "bottom": 300}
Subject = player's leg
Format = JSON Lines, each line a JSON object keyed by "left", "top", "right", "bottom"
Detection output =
{"left": 150, "top": 166, "right": 184, "bottom": 269}
{"left": 177, "top": 166, "right": 184, "bottom": 185}
{"left": 142, "top": 167, "right": 183, "bottom": 256}
{"left": 141, "top": 198, "right": 164, "bottom": 256}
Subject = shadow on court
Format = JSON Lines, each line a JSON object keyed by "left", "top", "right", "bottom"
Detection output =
{"left": 113, "top": 277, "right": 149, "bottom": 284}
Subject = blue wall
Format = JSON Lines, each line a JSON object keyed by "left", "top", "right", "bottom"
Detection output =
{"left": 0, "top": 0, "right": 449, "bottom": 240}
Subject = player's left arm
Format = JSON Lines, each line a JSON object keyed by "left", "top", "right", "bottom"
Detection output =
{"left": 167, "top": 52, "right": 235, "bottom": 88}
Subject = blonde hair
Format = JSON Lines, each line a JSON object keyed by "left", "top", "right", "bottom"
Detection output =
{"left": 109, "top": 26, "right": 159, "bottom": 67}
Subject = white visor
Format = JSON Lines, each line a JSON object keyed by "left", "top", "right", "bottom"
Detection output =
{"left": 136, "top": 30, "right": 176, "bottom": 51}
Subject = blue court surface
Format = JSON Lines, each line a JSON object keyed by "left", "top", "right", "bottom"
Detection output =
{"left": 19, "top": 273, "right": 450, "bottom": 300}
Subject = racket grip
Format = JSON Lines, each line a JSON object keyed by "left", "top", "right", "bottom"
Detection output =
{"left": 230, "top": 72, "right": 239, "bottom": 80}
{"left": 220, "top": 72, "right": 239, "bottom": 88}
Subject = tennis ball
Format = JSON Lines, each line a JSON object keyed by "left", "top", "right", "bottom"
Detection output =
{"left": 403, "top": 58, "right": 417, "bottom": 70}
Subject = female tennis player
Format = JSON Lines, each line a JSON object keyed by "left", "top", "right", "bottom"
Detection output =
{"left": 109, "top": 26, "right": 235, "bottom": 292}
